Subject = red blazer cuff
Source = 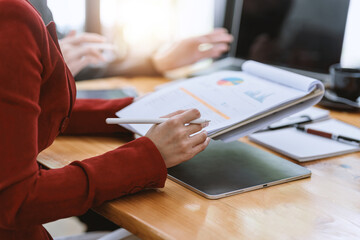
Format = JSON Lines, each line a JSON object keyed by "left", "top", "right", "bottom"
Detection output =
{"left": 70, "top": 136, "right": 167, "bottom": 206}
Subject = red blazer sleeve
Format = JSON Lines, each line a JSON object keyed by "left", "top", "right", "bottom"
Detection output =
{"left": 63, "top": 98, "right": 134, "bottom": 135}
{"left": 0, "top": 0, "right": 167, "bottom": 233}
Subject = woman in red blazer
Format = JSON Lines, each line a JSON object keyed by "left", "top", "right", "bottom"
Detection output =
{"left": 0, "top": 0, "right": 210, "bottom": 239}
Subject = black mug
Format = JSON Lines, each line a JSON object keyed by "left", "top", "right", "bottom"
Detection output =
{"left": 329, "top": 64, "right": 360, "bottom": 101}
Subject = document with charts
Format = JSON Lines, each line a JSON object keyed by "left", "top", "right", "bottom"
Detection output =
{"left": 115, "top": 61, "right": 324, "bottom": 142}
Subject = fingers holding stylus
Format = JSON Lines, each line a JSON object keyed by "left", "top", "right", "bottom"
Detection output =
{"left": 160, "top": 110, "right": 187, "bottom": 118}
{"left": 189, "top": 130, "right": 209, "bottom": 148}
{"left": 166, "top": 109, "right": 209, "bottom": 135}
{"left": 145, "top": 109, "right": 210, "bottom": 168}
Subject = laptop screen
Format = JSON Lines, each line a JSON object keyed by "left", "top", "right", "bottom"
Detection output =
{"left": 230, "top": 0, "right": 350, "bottom": 73}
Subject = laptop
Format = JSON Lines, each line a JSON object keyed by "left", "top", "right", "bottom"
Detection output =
{"left": 167, "top": 140, "right": 311, "bottom": 199}
{"left": 194, "top": 0, "right": 350, "bottom": 84}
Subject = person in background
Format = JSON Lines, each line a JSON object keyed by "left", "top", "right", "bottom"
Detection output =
{"left": 0, "top": 1, "right": 211, "bottom": 239}
{"left": 29, "top": 0, "right": 233, "bottom": 80}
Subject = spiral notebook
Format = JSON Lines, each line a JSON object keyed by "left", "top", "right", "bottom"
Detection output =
{"left": 115, "top": 61, "right": 324, "bottom": 142}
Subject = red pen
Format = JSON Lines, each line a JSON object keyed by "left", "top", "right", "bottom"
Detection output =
{"left": 296, "top": 125, "right": 360, "bottom": 146}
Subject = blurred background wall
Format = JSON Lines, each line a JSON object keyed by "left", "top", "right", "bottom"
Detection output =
{"left": 48, "top": 0, "right": 214, "bottom": 60}
{"left": 47, "top": 0, "right": 360, "bottom": 69}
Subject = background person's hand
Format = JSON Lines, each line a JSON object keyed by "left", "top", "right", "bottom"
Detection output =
{"left": 152, "top": 28, "right": 233, "bottom": 73}
{"left": 145, "top": 109, "right": 210, "bottom": 168}
{"left": 59, "top": 31, "right": 108, "bottom": 76}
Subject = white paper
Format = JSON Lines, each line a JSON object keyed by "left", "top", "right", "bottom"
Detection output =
{"left": 116, "top": 61, "right": 324, "bottom": 138}
{"left": 242, "top": 61, "right": 322, "bottom": 92}
{"left": 267, "top": 107, "right": 329, "bottom": 129}
{"left": 249, "top": 119, "right": 360, "bottom": 161}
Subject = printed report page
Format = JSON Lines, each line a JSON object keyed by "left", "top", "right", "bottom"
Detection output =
{"left": 116, "top": 70, "right": 310, "bottom": 136}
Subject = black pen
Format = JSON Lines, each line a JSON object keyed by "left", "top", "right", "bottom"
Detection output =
{"left": 254, "top": 115, "right": 313, "bottom": 133}
{"left": 267, "top": 115, "right": 312, "bottom": 130}
{"left": 296, "top": 125, "right": 360, "bottom": 146}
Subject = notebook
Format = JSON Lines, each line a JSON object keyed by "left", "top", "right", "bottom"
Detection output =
{"left": 167, "top": 140, "right": 311, "bottom": 199}
{"left": 249, "top": 119, "right": 360, "bottom": 162}
{"left": 115, "top": 61, "right": 324, "bottom": 142}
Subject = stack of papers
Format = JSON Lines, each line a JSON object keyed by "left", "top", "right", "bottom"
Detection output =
{"left": 115, "top": 61, "right": 324, "bottom": 142}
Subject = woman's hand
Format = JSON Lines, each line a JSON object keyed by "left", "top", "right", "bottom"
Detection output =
{"left": 145, "top": 109, "right": 210, "bottom": 168}
{"left": 59, "top": 31, "right": 107, "bottom": 76}
{"left": 152, "top": 28, "right": 233, "bottom": 73}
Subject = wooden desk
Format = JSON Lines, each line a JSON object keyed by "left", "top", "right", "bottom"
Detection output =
{"left": 38, "top": 77, "right": 360, "bottom": 240}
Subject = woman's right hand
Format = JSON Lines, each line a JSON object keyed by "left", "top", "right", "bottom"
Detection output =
{"left": 145, "top": 109, "right": 211, "bottom": 168}
{"left": 152, "top": 28, "right": 233, "bottom": 73}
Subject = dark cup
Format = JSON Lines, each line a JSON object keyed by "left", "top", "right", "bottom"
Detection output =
{"left": 329, "top": 64, "right": 360, "bottom": 101}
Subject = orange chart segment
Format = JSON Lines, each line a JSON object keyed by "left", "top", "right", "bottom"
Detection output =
{"left": 180, "top": 87, "right": 230, "bottom": 120}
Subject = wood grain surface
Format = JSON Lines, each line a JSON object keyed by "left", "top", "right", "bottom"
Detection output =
{"left": 38, "top": 77, "right": 360, "bottom": 240}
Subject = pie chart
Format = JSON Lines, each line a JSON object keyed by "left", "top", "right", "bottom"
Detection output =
{"left": 217, "top": 77, "right": 243, "bottom": 86}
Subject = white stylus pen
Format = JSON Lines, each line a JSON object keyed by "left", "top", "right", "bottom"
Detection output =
{"left": 105, "top": 118, "right": 211, "bottom": 125}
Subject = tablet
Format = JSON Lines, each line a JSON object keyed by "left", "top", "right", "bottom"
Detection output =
{"left": 167, "top": 140, "right": 311, "bottom": 199}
